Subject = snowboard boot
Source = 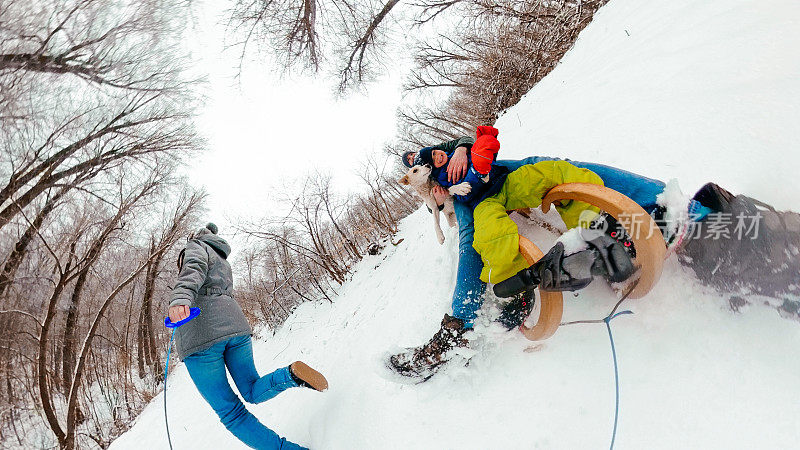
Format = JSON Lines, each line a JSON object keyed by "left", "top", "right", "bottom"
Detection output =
{"left": 494, "top": 231, "right": 636, "bottom": 298}
{"left": 497, "top": 289, "right": 535, "bottom": 330}
{"left": 692, "top": 182, "right": 734, "bottom": 213}
{"left": 679, "top": 184, "right": 800, "bottom": 309}
{"left": 289, "top": 361, "right": 329, "bottom": 391}
{"left": 652, "top": 200, "right": 714, "bottom": 246}
{"left": 388, "top": 314, "right": 471, "bottom": 381}
{"left": 650, "top": 183, "right": 725, "bottom": 246}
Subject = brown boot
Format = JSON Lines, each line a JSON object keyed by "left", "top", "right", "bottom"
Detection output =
{"left": 289, "top": 361, "right": 328, "bottom": 391}
{"left": 388, "top": 314, "right": 471, "bottom": 382}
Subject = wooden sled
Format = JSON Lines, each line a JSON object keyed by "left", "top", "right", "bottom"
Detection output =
{"left": 515, "top": 183, "right": 667, "bottom": 341}
{"left": 517, "top": 236, "right": 564, "bottom": 341}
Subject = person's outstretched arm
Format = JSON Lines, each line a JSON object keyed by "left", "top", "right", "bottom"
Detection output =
{"left": 169, "top": 240, "right": 209, "bottom": 321}
{"left": 439, "top": 136, "right": 475, "bottom": 183}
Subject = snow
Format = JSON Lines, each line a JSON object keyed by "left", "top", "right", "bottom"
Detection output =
{"left": 111, "top": 0, "right": 800, "bottom": 448}
{"left": 494, "top": 0, "right": 800, "bottom": 212}
{"left": 655, "top": 179, "right": 691, "bottom": 240}
{"left": 555, "top": 226, "right": 590, "bottom": 255}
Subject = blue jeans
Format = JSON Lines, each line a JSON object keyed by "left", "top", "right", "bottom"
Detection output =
{"left": 184, "top": 335, "right": 305, "bottom": 450}
{"left": 451, "top": 201, "right": 486, "bottom": 326}
{"left": 450, "top": 157, "right": 667, "bottom": 326}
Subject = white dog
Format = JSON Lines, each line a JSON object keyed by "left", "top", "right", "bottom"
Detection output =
{"left": 398, "top": 165, "right": 472, "bottom": 244}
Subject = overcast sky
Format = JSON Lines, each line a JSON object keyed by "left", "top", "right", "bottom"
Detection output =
{"left": 182, "top": 1, "right": 409, "bottom": 232}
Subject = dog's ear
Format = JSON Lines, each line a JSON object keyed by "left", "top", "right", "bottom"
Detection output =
{"left": 398, "top": 175, "right": 410, "bottom": 185}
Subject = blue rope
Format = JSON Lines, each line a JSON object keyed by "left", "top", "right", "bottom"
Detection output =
{"left": 602, "top": 309, "right": 632, "bottom": 450}
{"left": 164, "top": 328, "right": 176, "bottom": 450}
{"left": 161, "top": 307, "right": 201, "bottom": 450}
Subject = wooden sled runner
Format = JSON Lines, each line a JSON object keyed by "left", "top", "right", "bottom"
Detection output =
{"left": 517, "top": 236, "right": 564, "bottom": 341}
{"left": 516, "top": 183, "right": 667, "bottom": 341}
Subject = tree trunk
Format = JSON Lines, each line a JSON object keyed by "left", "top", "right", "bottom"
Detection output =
{"left": 136, "top": 301, "right": 148, "bottom": 377}
{"left": 141, "top": 243, "right": 164, "bottom": 379}
{"left": 0, "top": 187, "right": 67, "bottom": 297}
{"left": 64, "top": 249, "right": 164, "bottom": 449}
{"left": 61, "top": 268, "right": 89, "bottom": 393}
{"left": 38, "top": 280, "right": 70, "bottom": 444}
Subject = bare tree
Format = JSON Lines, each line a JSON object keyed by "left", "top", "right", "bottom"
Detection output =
{"left": 311, "top": 172, "right": 362, "bottom": 261}
{"left": 36, "top": 169, "right": 163, "bottom": 448}
{"left": 235, "top": 153, "right": 418, "bottom": 331}
{"left": 402, "top": 0, "right": 609, "bottom": 135}
{"left": 229, "top": 0, "right": 404, "bottom": 92}
{"left": 335, "top": 0, "right": 401, "bottom": 92}
{"left": 0, "top": 0, "right": 205, "bottom": 446}
{"left": 136, "top": 190, "right": 205, "bottom": 379}
{"left": 0, "top": 0, "right": 200, "bottom": 232}
{"left": 0, "top": 185, "right": 69, "bottom": 297}
{"left": 0, "top": 0, "right": 189, "bottom": 93}
{"left": 228, "top": 0, "right": 606, "bottom": 133}
{"left": 228, "top": 0, "right": 322, "bottom": 73}
{"left": 0, "top": 91, "right": 199, "bottom": 232}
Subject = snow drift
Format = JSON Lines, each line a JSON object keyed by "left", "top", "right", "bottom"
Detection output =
{"left": 111, "top": 0, "right": 800, "bottom": 448}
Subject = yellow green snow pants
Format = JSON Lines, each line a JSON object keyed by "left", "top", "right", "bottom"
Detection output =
{"left": 473, "top": 161, "right": 604, "bottom": 283}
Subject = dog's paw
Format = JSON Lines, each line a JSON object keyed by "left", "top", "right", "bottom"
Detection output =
{"left": 448, "top": 182, "right": 471, "bottom": 196}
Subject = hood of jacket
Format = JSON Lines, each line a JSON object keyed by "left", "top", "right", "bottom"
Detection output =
{"left": 193, "top": 228, "right": 231, "bottom": 258}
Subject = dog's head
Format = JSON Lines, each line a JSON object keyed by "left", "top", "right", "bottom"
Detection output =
{"left": 398, "top": 164, "right": 432, "bottom": 186}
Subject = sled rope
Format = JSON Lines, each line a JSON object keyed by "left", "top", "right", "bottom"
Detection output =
{"left": 559, "top": 279, "right": 638, "bottom": 450}
{"left": 164, "top": 328, "right": 176, "bottom": 450}
{"left": 602, "top": 309, "right": 631, "bottom": 450}
{"left": 162, "top": 307, "right": 201, "bottom": 450}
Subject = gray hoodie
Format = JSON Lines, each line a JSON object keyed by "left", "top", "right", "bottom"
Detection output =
{"left": 169, "top": 228, "right": 251, "bottom": 360}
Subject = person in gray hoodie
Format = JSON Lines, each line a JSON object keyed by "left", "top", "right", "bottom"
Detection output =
{"left": 168, "top": 223, "right": 327, "bottom": 450}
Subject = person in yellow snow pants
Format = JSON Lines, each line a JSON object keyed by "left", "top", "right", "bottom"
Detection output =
{"left": 472, "top": 160, "right": 605, "bottom": 284}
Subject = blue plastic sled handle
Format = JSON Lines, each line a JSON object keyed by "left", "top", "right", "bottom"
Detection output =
{"left": 164, "top": 307, "right": 201, "bottom": 328}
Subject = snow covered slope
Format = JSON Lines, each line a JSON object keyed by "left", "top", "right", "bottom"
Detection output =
{"left": 111, "top": 0, "right": 800, "bottom": 448}
{"left": 494, "top": 0, "right": 800, "bottom": 211}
